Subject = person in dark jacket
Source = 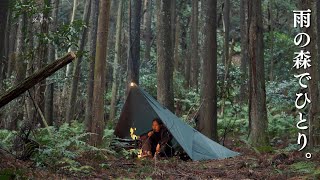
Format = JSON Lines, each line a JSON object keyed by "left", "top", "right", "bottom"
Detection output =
{"left": 140, "top": 118, "right": 173, "bottom": 158}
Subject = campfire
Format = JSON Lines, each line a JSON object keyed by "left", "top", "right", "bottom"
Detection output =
{"left": 130, "top": 127, "right": 142, "bottom": 158}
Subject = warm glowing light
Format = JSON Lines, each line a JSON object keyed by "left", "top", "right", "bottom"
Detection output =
{"left": 130, "top": 82, "right": 136, "bottom": 87}
{"left": 137, "top": 149, "right": 142, "bottom": 158}
{"left": 130, "top": 127, "right": 142, "bottom": 158}
{"left": 130, "top": 127, "right": 139, "bottom": 140}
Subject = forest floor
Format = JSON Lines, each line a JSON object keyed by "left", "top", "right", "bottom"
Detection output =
{"left": 1, "top": 138, "right": 319, "bottom": 179}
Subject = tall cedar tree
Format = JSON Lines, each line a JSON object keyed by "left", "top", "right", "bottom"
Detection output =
{"left": 85, "top": 0, "right": 99, "bottom": 131}
{"left": 66, "top": 0, "right": 91, "bottom": 123}
{"left": 110, "top": 0, "right": 124, "bottom": 121}
{"left": 156, "top": 0, "right": 174, "bottom": 112}
{"left": 247, "top": 0, "right": 269, "bottom": 146}
{"left": 90, "top": 0, "right": 111, "bottom": 146}
{"left": 190, "top": 0, "right": 199, "bottom": 90}
{"left": 199, "top": 0, "right": 218, "bottom": 140}
{"left": 0, "top": 0, "right": 9, "bottom": 90}
{"left": 45, "top": 0, "right": 60, "bottom": 126}
{"left": 127, "top": 0, "right": 141, "bottom": 88}
{"left": 239, "top": 0, "right": 248, "bottom": 103}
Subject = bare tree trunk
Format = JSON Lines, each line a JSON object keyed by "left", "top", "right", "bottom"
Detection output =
{"left": 66, "top": 0, "right": 91, "bottom": 123}
{"left": 110, "top": 0, "right": 124, "bottom": 121}
{"left": 199, "top": 0, "right": 218, "bottom": 140}
{"left": 170, "top": 0, "right": 176, "bottom": 55}
{"left": 6, "top": 9, "right": 27, "bottom": 130}
{"left": 143, "top": 0, "right": 152, "bottom": 63}
{"left": 156, "top": 0, "right": 174, "bottom": 112}
{"left": 127, "top": 0, "right": 142, "bottom": 89}
{"left": 239, "top": 0, "right": 248, "bottom": 103}
{"left": 248, "top": 0, "right": 269, "bottom": 146}
{"left": 219, "top": 0, "right": 231, "bottom": 116}
{"left": 45, "top": 0, "right": 59, "bottom": 126}
{"left": 268, "top": 1, "right": 274, "bottom": 81}
{"left": 85, "top": 0, "right": 99, "bottom": 132}
{"left": 184, "top": 15, "right": 191, "bottom": 88}
{"left": 222, "top": 0, "right": 230, "bottom": 67}
{"left": 220, "top": 39, "right": 235, "bottom": 116}
{"left": 190, "top": 0, "right": 199, "bottom": 91}
{"left": 181, "top": 16, "right": 189, "bottom": 76}
{"left": 106, "top": 0, "right": 119, "bottom": 90}
{"left": 61, "top": 0, "right": 78, "bottom": 115}
{"left": 174, "top": 15, "right": 180, "bottom": 72}
{"left": 89, "top": 0, "right": 111, "bottom": 146}
{"left": 0, "top": 0, "right": 9, "bottom": 92}
{"left": 7, "top": 14, "right": 18, "bottom": 84}
{"left": 25, "top": 11, "right": 36, "bottom": 124}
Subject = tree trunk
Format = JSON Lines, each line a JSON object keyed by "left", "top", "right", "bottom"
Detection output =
{"left": 170, "top": 0, "right": 176, "bottom": 56}
{"left": 0, "top": 0, "right": 9, "bottom": 91}
{"left": 199, "top": 0, "right": 218, "bottom": 140}
{"left": 25, "top": 11, "right": 36, "bottom": 125}
{"left": 156, "top": 0, "right": 174, "bottom": 112}
{"left": 85, "top": 0, "right": 99, "bottom": 132}
{"left": 61, "top": 0, "right": 78, "bottom": 114}
{"left": 106, "top": 0, "right": 119, "bottom": 90}
{"left": 45, "top": 0, "right": 60, "bottom": 126}
{"left": 173, "top": 15, "right": 180, "bottom": 72}
{"left": 222, "top": 0, "right": 230, "bottom": 67}
{"left": 66, "top": 0, "right": 91, "bottom": 123}
{"left": 220, "top": 39, "right": 235, "bottom": 116}
{"left": 6, "top": 15, "right": 18, "bottom": 81}
{"left": 190, "top": 0, "right": 199, "bottom": 91}
{"left": 184, "top": 16, "right": 191, "bottom": 88}
{"left": 34, "top": 0, "right": 50, "bottom": 126}
{"left": 6, "top": 9, "right": 27, "bottom": 130}
{"left": 219, "top": 0, "right": 231, "bottom": 117}
{"left": 181, "top": 16, "right": 189, "bottom": 76}
{"left": 143, "top": 0, "right": 152, "bottom": 63}
{"left": 239, "top": 0, "right": 248, "bottom": 103}
{"left": 247, "top": 0, "right": 269, "bottom": 146}
{"left": 110, "top": 0, "right": 124, "bottom": 121}
{"left": 268, "top": 0, "right": 275, "bottom": 81}
{"left": 0, "top": 53, "right": 76, "bottom": 109}
{"left": 89, "top": 0, "right": 111, "bottom": 146}
{"left": 127, "top": 0, "right": 142, "bottom": 89}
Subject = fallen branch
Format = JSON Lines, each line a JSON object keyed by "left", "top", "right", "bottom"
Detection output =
{"left": 0, "top": 52, "right": 76, "bottom": 108}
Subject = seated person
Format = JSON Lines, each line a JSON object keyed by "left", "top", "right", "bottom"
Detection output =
{"left": 140, "top": 118, "right": 173, "bottom": 158}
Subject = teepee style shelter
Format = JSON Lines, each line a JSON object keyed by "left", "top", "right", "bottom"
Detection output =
{"left": 114, "top": 84, "right": 240, "bottom": 161}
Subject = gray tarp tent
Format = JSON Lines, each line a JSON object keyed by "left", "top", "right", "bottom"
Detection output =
{"left": 114, "top": 85, "right": 239, "bottom": 161}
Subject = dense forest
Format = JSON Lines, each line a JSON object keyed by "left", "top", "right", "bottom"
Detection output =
{"left": 0, "top": 0, "right": 319, "bottom": 179}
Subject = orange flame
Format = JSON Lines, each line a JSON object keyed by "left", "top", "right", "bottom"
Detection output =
{"left": 130, "top": 127, "right": 142, "bottom": 158}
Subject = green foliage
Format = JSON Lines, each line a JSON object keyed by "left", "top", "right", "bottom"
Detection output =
{"left": 264, "top": 32, "right": 297, "bottom": 81}
{"left": 0, "top": 129, "right": 15, "bottom": 150}
{"left": 12, "top": 0, "right": 48, "bottom": 19}
{"left": 254, "top": 145, "right": 274, "bottom": 153}
{"left": 266, "top": 80, "right": 299, "bottom": 139}
{"left": 266, "top": 80, "right": 299, "bottom": 108}
{"left": 31, "top": 121, "right": 115, "bottom": 173}
{"left": 290, "top": 161, "right": 317, "bottom": 174}
{"left": 268, "top": 112, "right": 297, "bottom": 138}
{"left": 46, "top": 20, "right": 87, "bottom": 50}
{"left": 0, "top": 169, "right": 26, "bottom": 180}
{"left": 120, "top": 149, "right": 140, "bottom": 160}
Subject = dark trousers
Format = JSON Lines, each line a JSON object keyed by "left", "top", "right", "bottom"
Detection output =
{"left": 141, "top": 138, "right": 173, "bottom": 157}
